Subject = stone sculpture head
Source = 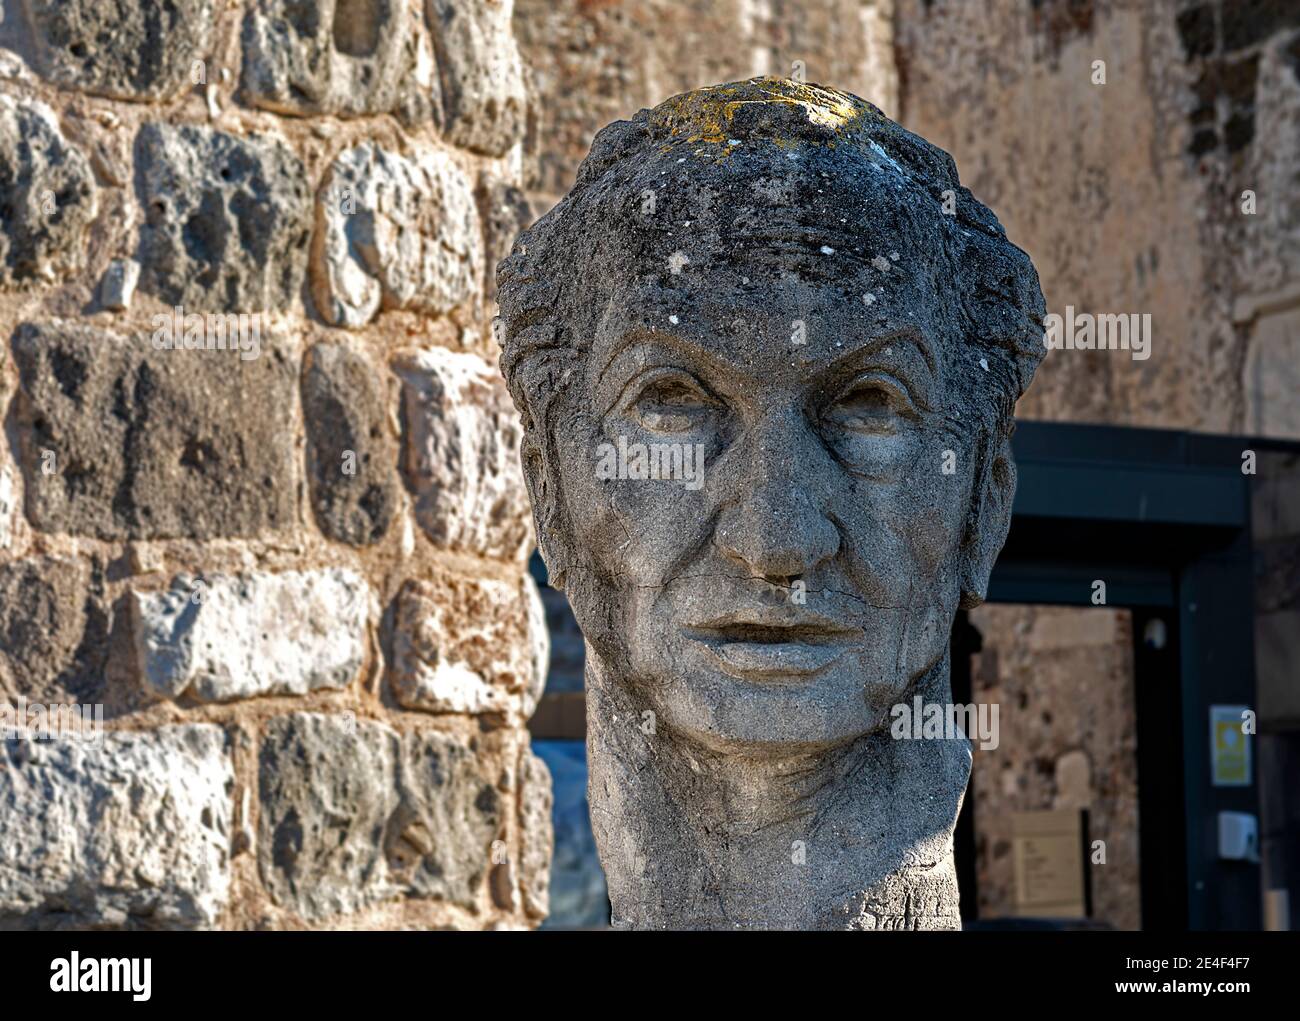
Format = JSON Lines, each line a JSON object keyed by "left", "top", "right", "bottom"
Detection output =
{"left": 498, "top": 79, "right": 1045, "bottom": 929}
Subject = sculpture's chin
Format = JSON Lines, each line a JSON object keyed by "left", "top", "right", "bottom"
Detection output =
{"left": 634, "top": 650, "right": 908, "bottom": 755}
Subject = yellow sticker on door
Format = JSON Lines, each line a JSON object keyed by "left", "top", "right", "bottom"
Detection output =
{"left": 1210, "top": 705, "right": 1251, "bottom": 787}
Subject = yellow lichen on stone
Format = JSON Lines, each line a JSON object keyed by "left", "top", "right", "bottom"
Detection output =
{"left": 648, "top": 77, "right": 880, "bottom": 152}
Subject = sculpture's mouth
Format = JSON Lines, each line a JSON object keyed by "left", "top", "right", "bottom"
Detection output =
{"left": 683, "top": 612, "right": 859, "bottom": 679}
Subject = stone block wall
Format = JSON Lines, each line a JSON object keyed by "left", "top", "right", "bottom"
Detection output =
{"left": 967, "top": 605, "right": 1141, "bottom": 930}
{"left": 0, "top": 0, "right": 551, "bottom": 930}
{"left": 893, "top": 0, "right": 1300, "bottom": 438}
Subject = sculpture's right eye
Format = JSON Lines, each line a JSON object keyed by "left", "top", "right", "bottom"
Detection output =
{"left": 618, "top": 370, "right": 717, "bottom": 433}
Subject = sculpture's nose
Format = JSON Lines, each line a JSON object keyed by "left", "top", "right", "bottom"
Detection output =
{"left": 715, "top": 408, "right": 840, "bottom": 582}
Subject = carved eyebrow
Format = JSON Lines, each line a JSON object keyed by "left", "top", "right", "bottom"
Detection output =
{"left": 811, "top": 329, "right": 938, "bottom": 411}
{"left": 594, "top": 325, "right": 744, "bottom": 388}
{"left": 824, "top": 326, "right": 938, "bottom": 379}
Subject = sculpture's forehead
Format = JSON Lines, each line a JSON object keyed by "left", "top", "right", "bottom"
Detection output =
{"left": 585, "top": 250, "right": 955, "bottom": 380}
{"left": 579, "top": 145, "right": 961, "bottom": 344}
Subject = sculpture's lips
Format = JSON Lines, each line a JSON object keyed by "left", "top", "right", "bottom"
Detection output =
{"left": 683, "top": 613, "right": 859, "bottom": 679}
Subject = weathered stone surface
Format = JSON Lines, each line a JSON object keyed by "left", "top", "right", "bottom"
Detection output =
{"left": 427, "top": 0, "right": 528, "bottom": 156}
{"left": 489, "top": 856, "right": 518, "bottom": 911}
{"left": 478, "top": 174, "right": 531, "bottom": 304}
{"left": 518, "top": 747, "right": 553, "bottom": 920}
{"left": 396, "top": 728, "right": 504, "bottom": 907}
{"left": 135, "top": 123, "right": 311, "bottom": 312}
{"left": 0, "top": 556, "right": 106, "bottom": 702}
{"left": 240, "top": 0, "right": 425, "bottom": 118}
{"left": 21, "top": 0, "right": 216, "bottom": 100}
{"left": 258, "top": 713, "right": 501, "bottom": 918}
{"left": 396, "top": 347, "right": 530, "bottom": 560}
{"left": 496, "top": 79, "right": 1046, "bottom": 929}
{"left": 0, "top": 557, "right": 101, "bottom": 703}
{"left": 311, "top": 143, "right": 481, "bottom": 327}
{"left": 99, "top": 257, "right": 140, "bottom": 311}
{"left": 0, "top": 462, "right": 14, "bottom": 550}
{"left": 390, "top": 569, "right": 547, "bottom": 716}
{"left": 302, "top": 343, "right": 397, "bottom": 545}
{"left": 132, "top": 570, "right": 370, "bottom": 703}
{"left": 0, "top": 95, "right": 97, "bottom": 287}
{"left": 258, "top": 713, "right": 395, "bottom": 920}
{"left": 10, "top": 320, "right": 297, "bottom": 540}
{"left": 0, "top": 725, "right": 232, "bottom": 930}
{"left": 1244, "top": 302, "right": 1300, "bottom": 440}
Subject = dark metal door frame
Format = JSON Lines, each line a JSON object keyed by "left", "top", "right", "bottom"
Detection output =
{"left": 975, "top": 420, "right": 1261, "bottom": 930}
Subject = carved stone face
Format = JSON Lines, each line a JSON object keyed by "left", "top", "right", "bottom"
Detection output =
{"left": 548, "top": 251, "right": 985, "bottom": 753}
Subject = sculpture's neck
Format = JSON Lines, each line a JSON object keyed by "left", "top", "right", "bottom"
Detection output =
{"left": 584, "top": 652, "right": 970, "bottom": 930}
{"left": 659, "top": 736, "right": 862, "bottom": 838}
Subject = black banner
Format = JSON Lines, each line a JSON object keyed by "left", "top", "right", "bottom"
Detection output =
{"left": 1, "top": 930, "right": 1294, "bottom": 1006}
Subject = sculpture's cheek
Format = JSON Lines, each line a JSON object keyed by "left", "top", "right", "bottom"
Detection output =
{"left": 900, "top": 503, "right": 968, "bottom": 579}
{"left": 836, "top": 485, "right": 967, "bottom": 713}
{"left": 600, "top": 481, "right": 715, "bottom": 586}
{"left": 554, "top": 419, "right": 716, "bottom": 580}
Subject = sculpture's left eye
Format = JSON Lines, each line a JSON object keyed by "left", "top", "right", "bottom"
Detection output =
{"left": 621, "top": 370, "right": 716, "bottom": 433}
{"left": 821, "top": 375, "right": 916, "bottom": 435}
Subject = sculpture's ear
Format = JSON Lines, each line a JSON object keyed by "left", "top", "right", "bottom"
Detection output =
{"left": 958, "top": 429, "right": 1017, "bottom": 609}
{"left": 520, "top": 428, "right": 571, "bottom": 592}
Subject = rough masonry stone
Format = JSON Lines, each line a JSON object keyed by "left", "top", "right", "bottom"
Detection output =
{"left": 0, "top": 725, "right": 233, "bottom": 930}
{"left": 132, "top": 570, "right": 371, "bottom": 703}
{"left": 258, "top": 713, "right": 395, "bottom": 920}
{"left": 427, "top": 0, "right": 528, "bottom": 156}
{"left": 21, "top": 0, "right": 216, "bottom": 101}
{"left": 0, "top": 462, "right": 14, "bottom": 550}
{"left": 518, "top": 748, "right": 553, "bottom": 921}
{"left": 390, "top": 568, "right": 547, "bottom": 716}
{"left": 478, "top": 174, "right": 531, "bottom": 304}
{"left": 99, "top": 257, "right": 140, "bottom": 311}
{"left": 11, "top": 321, "right": 297, "bottom": 540}
{"left": 311, "top": 142, "right": 481, "bottom": 327}
{"left": 258, "top": 713, "right": 502, "bottom": 919}
{"left": 0, "top": 95, "right": 98, "bottom": 287}
{"left": 135, "top": 123, "right": 311, "bottom": 312}
{"left": 397, "top": 727, "right": 505, "bottom": 908}
{"left": 302, "top": 343, "right": 398, "bottom": 545}
{"left": 396, "top": 346, "right": 531, "bottom": 560}
{"left": 240, "top": 0, "right": 427, "bottom": 119}
{"left": 0, "top": 556, "right": 103, "bottom": 704}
